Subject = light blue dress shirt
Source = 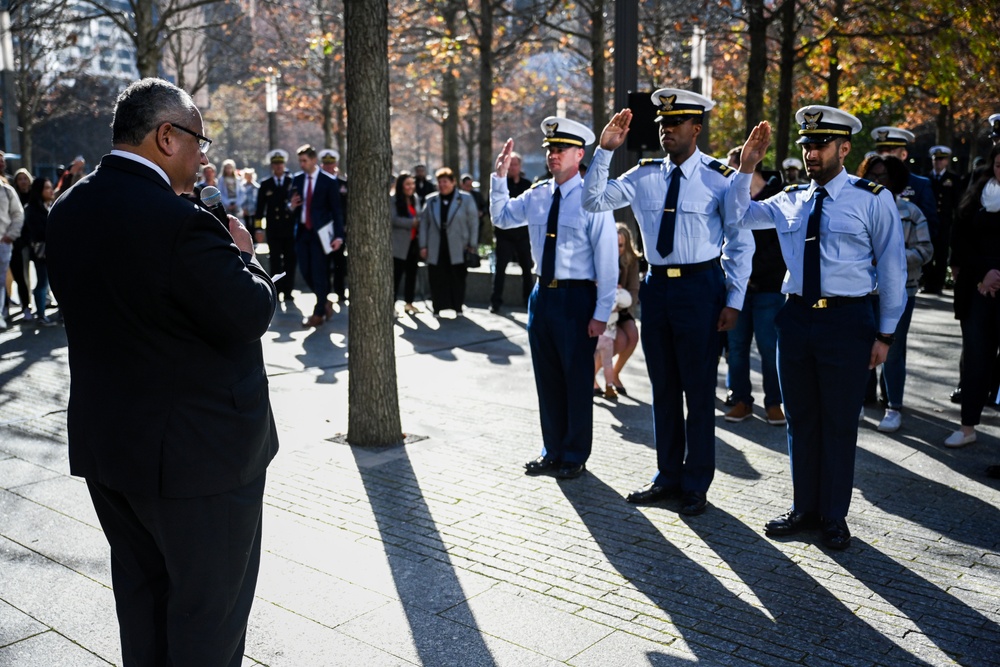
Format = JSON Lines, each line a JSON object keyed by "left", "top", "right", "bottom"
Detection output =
{"left": 727, "top": 168, "right": 907, "bottom": 333}
{"left": 490, "top": 172, "right": 618, "bottom": 322}
{"left": 582, "top": 147, "right": 753, "bottom": 311}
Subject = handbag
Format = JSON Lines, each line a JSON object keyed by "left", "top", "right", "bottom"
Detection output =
{"left": 464, "top": 248, "right": 481, "bottom": 268}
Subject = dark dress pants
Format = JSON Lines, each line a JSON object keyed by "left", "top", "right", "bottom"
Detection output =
{"left": 266, "top": 232, "right": 297, "bottom": 301}
{"left": 87, "top": 474, "right": 266, "bottom": 667}
{"left": 491, "top": 228, "right": 534, "bottom": 308}
{"left": 640, "top": 267, "right": 725, "bottom": 494}
{"left": 776, "top": 297, "right": 874, "bottom": 520}
{"left": 393, "top": 238, "right": 420, "bottom": 303}
{"left": 527, "top": 282, "right": 598, "bottom": 464}
{"left": 959, "top": 291, "right": 1000, "bottom": 426}
{"left": 295, "top": 228, "right": 331, "bottom": 317}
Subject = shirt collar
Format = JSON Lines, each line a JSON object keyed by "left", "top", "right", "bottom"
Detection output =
{"left": 553, "top": 172, "right": 582, "bottom": 197}
{"left": 808, "top": 166, "right": 848, "bottom": 200}
{"left": 668, "top": 147, "right": 703, "bottom": 179}
{"left": 109, "top": 149, "right": 171, "bottom": 187}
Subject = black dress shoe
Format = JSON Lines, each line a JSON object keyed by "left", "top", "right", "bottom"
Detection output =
{"left": 593, "top": 387, "right": 603, "bottom": 397}
{"left": 554, "top": 462, "right": 586, "bottom": 479}
{"left": 820, "top": 517, "right": 852, "bottom": 550}
{"left": 625, "top": 482, "right": 681, "bottom": 504}
{"left": 764, "top": 509, "right": 821, "bottom": 536}
{"left": 950, "top": 387, "right": 962, "bottom": 404}
{"left": 679, "top": 492, "right": 707, "bottom": 516}
{"left": 524, "top": 456, "right": 557, "bottom": 476}
{"left": 613, "top": 383, "right": 628, "bottom": 396}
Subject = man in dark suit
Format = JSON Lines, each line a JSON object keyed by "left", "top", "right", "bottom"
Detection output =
{"left": 290, "top": 144, "right": 345, "bottom": 327}
{"left": 255, "top": 148, "right": 297, "bottom": 303}
{"left": 46, "top": 78, "right": 279, "bottom": 667}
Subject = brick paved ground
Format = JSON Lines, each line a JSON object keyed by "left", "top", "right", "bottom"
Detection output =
{"left": 1, "top": 291, "right": 998, "bottom": 666}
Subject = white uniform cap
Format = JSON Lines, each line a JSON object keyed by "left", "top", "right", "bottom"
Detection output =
{"left": 782, "top": 158, "right": 803, "bottom": 170}
{"left": 540, "top": 117, "right": 595, "bottom": 148}
{"left": 266, "top": 149, "right": 289, "bottom": 164}
{"left": 795, "top": 105, "right": 862, "bottom": 144}
{"left": 650, "top": 88, "right": 715, "bottom": 124}
{"left": 929, "top": 145, "right": 953, "bottom": 158}
{"left": 989, "top": 113, "right": 1000, "bottom": 138}
{"left": 870, "top": 126, "right": 915, "bottom": 148}
{"left": 318, "top": 149, "right": 340, "bottom": 163}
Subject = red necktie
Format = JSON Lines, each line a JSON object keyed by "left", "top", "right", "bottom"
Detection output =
{"left": 305, "top": 174, "right": 314, "bottom": 230}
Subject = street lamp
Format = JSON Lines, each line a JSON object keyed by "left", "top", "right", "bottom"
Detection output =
{"left": 265, "top": 69, "right": 280, "bottom": 150}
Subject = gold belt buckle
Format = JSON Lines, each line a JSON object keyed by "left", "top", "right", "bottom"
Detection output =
{"left": 547, "top": 279, "right": 559, "bottom": 288}
{"left": 666, "top": 267, "right": 682, "bottom": 278}
{"left": 812, "top": 298, "right": 828, "bottom": 309}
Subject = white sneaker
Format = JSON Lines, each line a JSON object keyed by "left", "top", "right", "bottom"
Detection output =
{"left": 943, "top": 430, "right": 976, "bottom": 448}
{"left": 877, "top": 409, "right": 902, "bottom": 433}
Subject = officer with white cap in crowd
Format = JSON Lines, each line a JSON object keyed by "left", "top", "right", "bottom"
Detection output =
{"left": 782, "top": 157, "right": 806, "bottom": 184}
{"left": 583, "top": 88, "right": 753, "bottom": 515}
{"left": 319, "top": 148, "right": 349, "bottom": 304}
{"left": 254, "top": 149, "right": 297, "bottom": 303}
{"left": 871, "top": 125, "right": 939, "bottom": 240}
{"left": 924, "top": 145, "right": 961, "bottom": 294}
{"left": 491, "top": 117, "right": 618, "bottom": 481}
{"left": 990, "top": 113, "right": 1000, "bottom": 146}
{"left": 730, "top": 106, "right": 907, "bottom": 550}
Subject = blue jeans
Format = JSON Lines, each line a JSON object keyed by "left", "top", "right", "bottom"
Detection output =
{"left": 727, "top": 291, "right": 784, "bottom": 407}
{"left": 880, "top": 293, "right": 916, "bottom": 409}
{"left": 32, "top": 259, "right": 49, "bottom": 314}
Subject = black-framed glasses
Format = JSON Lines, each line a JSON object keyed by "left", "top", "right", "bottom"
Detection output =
{"left": 171, "top": 123, "right": 212, "bottom": 154}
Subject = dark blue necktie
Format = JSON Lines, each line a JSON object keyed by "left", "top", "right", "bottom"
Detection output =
{"left": 656, "top": 167, "right": 682, "bottom": 258}
{"left": 540, "top": 187, "right": 561, "bottom": 284}
{"left": 802, "top": 187, "right": 827, "bottom": 306}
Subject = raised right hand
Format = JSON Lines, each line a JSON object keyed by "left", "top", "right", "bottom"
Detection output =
{"left": 495, "top": 138, "right": 514, "bottom": 178}
{"left": 600, "top": 109, "right": 633, "bottom": 151}
{"left": 739, "top": 121, "right": 772, "bottom": 173}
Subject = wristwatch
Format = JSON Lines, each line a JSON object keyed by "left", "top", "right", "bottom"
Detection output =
{"left": 875, "top": 332, "right": 896, "bottom": 346}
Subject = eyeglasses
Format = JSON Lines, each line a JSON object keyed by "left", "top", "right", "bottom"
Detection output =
{"left": 171, "top": 123, "right": 212, "bottom": 154}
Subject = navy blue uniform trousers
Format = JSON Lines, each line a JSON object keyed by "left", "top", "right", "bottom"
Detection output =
{"left": 641, "top": 266, "right": 725, "bottom": 494}
{"left": 87, "top": 474, "right": 266, "bottom": 667}
{"left": 527, "top": 282, "right": 598, "bottom": 464}
{"left": 776, "top": 297, "right": 874, "bottom": 520}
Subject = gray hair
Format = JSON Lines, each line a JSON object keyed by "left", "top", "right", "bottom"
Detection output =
{"left": 111, "top": 78, "right": 197, "bottom": 146}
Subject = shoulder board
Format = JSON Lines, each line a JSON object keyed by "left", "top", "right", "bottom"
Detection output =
{"left": 637, "top": 158, "right": 664, "bottom": 167}
{"left": 529, "top": 179, "right": 551, "bottom": 190}
{"left": 783, "top": 184, "right": 808, "bottom": 193}
{"left": 853, "top": 178, "right": 884, "bottom": 195}
{"left": 706, "top": 159, "right": 736, "bottom": 178}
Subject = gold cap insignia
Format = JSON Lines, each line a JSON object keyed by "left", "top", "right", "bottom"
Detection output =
{"left": 658, "top": 94, "right": 677, "bottom": 111}
{"left": 543, "top": 121, "right": 559, "bottom": 137}
{"left": 803, "top": 112, "right": 822, "bottom": 130}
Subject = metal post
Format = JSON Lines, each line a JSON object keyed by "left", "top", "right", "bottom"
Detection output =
{"left": 612, "top": 0, "right": 639, "bottom": 229}
{"left": 0, "top": 1, "right": 21, "bottom": 160}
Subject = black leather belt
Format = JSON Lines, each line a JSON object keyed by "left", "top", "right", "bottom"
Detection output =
{"left": 536, "top": 277, "right": 595, "bottom": 288}
{"left": 789, "top": 294, "right": 871, "bottom": 309}
{"left": 648, "top": 258, "right": 719, "bottom": 278}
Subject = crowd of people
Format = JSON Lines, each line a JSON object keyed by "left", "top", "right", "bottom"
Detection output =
{"left": 4, "top": 92, "right": 999, "bottom": 544}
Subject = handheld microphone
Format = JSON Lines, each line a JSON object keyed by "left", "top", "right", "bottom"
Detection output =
{"left": 200, "top": 186, "right": 229, "bottom": 225}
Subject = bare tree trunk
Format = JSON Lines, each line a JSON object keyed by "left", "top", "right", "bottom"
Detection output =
{"left": 589, "top": 1, "right": 607, "bottom": 133}
{"left": 936, "top": 101, "right": 952, "bottom": 145}
{"left": 744, "top": 0, "right": 767, "bottom": 138}
{"left": 775, "top": 0, "right": 796, "bottom": 169}
{"left": 134, "top": 0, "right": 159, "bottom": 78}
{"left": 440, "top": 3, "right": 461, "bottom": 171}
{"left": 826, "top": 0, "right": 845, "bottom": 107}
{"left": 477, "top": 0, "right": 494, "bottom": 207}
{"left": 344, "top": 0, "right": 402, "bottom": 446}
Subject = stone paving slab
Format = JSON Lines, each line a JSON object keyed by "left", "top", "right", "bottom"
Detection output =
{"left": 1, "top": 292, "right": 999, "bottom": 666}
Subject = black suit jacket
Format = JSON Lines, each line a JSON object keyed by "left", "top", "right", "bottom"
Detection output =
{"left": 47, "top": 154, "right": 279, "bottom": 498}
{"left": 291, "top": 170, "right": 345, "bottom": 241}
{"left": 255, "top": 173, "right": 296, "bottom": 240}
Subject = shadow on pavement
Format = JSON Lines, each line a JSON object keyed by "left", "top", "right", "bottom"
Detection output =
{"left": 560, "top": 474, "right": 935, "bottom": 666}
{"left": 352, "top": 445, "right": 497, "bottom": 666}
